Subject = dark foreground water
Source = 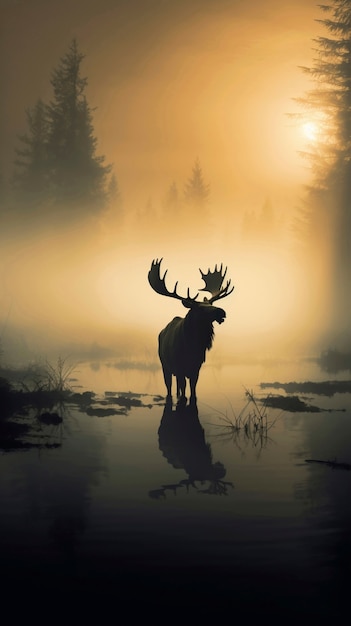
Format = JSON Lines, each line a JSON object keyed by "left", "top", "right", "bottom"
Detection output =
{"left": 1, "top": 359, "right": 351, "bottom": 625}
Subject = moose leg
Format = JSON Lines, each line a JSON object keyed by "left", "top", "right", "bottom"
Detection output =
{"left": 189, "top": 371, "right": 199, "bottom": 404}
{"left": 162, "top": 366, "right": 172, "bottom": 398}
{"left": 176, "top": 375, "right": 186, "bottom": 398}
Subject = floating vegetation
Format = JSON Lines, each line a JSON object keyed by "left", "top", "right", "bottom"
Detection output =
{"left": 260, "top": 380, "right": 351, "bottom": 397}
{"left": 103, "top": 395, "right": 148, "bottom": 408}
{"left": 85, "top": 406, "right": 126, "bottom": 417}
{"left": 1, "top": 360, "right": 162, "bottom": 452}
{"left": 261, "top": 394, "right": 323, "bottom": 413}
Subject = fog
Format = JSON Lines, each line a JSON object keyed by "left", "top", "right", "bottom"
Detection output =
{"left": 0, "top": 0, "right": 349, "bottom": 368}
{"left": 0, "top": 198, "right": 325, "bottom": 367}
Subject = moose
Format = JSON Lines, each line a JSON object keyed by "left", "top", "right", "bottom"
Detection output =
{"left": 148, "top": 258, "right": 234, "bottom": 403}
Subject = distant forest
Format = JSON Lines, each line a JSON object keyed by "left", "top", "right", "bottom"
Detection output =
{"left": 0, "top": 39, "right": 285, "bottom": 245}
{"left": 0, "top": 41, "right": 212, "bottom": 221}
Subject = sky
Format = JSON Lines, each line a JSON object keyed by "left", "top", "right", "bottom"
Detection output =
{"left": 1, "top": 0, "right": 321, "bottom": 210}
{"left": 0, "top": 0, "right": 329, "bottom": 363}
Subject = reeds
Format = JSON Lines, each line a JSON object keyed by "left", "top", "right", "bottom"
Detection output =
{"left": 206, "top": 387, "right": 279, "bottom": 451}
{"left": 42, "top": 356, "right": 77, "bottom": 393}
{"left": 18, "top": 356, "right": 77, "bottom": 395}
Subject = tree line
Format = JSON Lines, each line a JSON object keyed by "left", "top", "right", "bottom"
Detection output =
{"left": 3, "top": 38, "right": 283, "bottom": 242}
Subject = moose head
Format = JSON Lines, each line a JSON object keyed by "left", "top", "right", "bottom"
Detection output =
{"left": 148, "top": 258, "right": 234, "bottom": 403}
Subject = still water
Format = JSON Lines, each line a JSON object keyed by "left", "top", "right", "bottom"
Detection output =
{"left": 1, "top": 358, "right": 351, "bottom": 625}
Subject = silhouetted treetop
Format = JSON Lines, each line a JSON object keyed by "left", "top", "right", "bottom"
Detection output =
{"left": 13, "top": 99, "right": 49, "bottom": 195}
{"left": 46, "top": 39, "right": 111, "bottom": 210}
{"left": 298, "top": 1, "right": 351, "bottom": 187}
{"left": 183, "top": 158, "right": 210, "bottom": 209}
{"left": 163, "top": 180, "right": 180, "bottom": 212}
{"left": 107, "top": 172, "right": 123, "bottom": 212}
{"left": 13, "top": 39, "right": 111, "bottom": 214}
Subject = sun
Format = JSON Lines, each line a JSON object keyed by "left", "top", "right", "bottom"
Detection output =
{"left": 302, "top": 121, "right": 319, "bottom": 141}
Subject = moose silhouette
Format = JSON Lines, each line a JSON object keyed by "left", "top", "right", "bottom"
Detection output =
{"left": 148, "top": 258, "right": 234, "bottom": 403}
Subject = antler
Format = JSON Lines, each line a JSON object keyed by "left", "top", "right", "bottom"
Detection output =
{"left": 148, "top": 258, "right": 199, "bottom": 305}
{"left": 199, "top": 263, "right": 234, "bottom": 303}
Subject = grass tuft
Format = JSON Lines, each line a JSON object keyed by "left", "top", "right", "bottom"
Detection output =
{"left": 206, "top": 387, "right": 280, "bottom": 451}
{"left": 18, "top": 356, "right": 77, "bottom": 395}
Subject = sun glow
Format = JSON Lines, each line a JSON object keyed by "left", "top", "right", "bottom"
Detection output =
{"left": 302, "top": 121, "right": 319, "bottom": 142}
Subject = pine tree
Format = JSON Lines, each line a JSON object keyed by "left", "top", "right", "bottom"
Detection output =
{"left": 183, "top": 158, "right": 210, "bottom": 210}
{"left": 258, "top": 197, "right": 277, "bottom": 236}
{"left": 13, "top": 99, "right": 49, "bottom": 197}
{"left": 107, "top": 172, "right": 123, "bottom": 212}
{"left": 299, "top": 0, "right": 351, "bottom": 335}
{"left": 163, "top": 181, "right": 180, "bottom": 212}
{"left": 46, "top": 39, "right": 111, "bottom": 211}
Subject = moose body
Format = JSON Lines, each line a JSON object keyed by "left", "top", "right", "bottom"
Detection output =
{"left": 148, "top": 259, "right": 234, "bottom": 403}
{"left": 158, "top": 304, "right": 225, "bottom": 399}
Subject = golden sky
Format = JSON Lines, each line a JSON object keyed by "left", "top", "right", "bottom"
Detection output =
{"left": 0, "top": 0, "right": 329, "bottom": 359}
{"left": 1, "top": 0, "right": 321, "bottom": 210}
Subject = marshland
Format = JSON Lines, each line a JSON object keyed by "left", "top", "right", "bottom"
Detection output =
{"left": 1, "top": 1, "right": 351, "bottom": 624}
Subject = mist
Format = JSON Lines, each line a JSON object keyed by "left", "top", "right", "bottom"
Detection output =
{"left": 0, "top": 190, "right": 323, "bottom": 369}
{"left": 1, "top": 0, "right": 349, "bottom": 369}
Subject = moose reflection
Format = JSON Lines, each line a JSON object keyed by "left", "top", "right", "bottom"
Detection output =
{"left": 148, "top": 258, "right": 234, "bottom": 403}
{"left": 149, "top": 401, "right": 233, "bottom": 498}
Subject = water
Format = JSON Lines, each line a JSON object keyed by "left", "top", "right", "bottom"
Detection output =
{"left": 1, "top": 358, "right": 351, "bottom": 625}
